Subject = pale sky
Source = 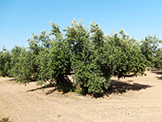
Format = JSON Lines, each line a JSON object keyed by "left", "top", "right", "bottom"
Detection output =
{"left": 1, "top": 0, "right": 162, "bottom": 50}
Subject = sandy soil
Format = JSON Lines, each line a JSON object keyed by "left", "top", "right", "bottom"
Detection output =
{"left": 1, "top": 69, "right": 162, "bottom": 122}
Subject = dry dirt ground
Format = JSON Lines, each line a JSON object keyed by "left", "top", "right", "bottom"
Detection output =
{"left": 1, "top": 69, "right": 162, "bottom": 122}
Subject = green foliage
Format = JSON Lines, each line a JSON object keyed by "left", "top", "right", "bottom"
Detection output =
{"left": 37, "top": 23, "right": 73, "bottom": 92}
{"left": 0, "top": 47, "right": 11, "bottom": 77}
{"left": 140, "top": 35, "right": 161, "bottom": 67}
{"left": 2, "top": 19, "right": 162, "bottom": 95}
{"left": 90, "top": 22, "right": 111, "bottom": 90}
{"left": 8, "top": 46, "right": 23, "bottom": 76}
{"left": 154, "top": 48, "right": 162, "bottom": 69}
{"left": 12, "top": 49, "right": 33, "bottom": 84}
{"left": 106, "top": 30, "right": 147, "bottom": 78}
{"left": 64, "top": 20, "right": 109, "bottom": 94}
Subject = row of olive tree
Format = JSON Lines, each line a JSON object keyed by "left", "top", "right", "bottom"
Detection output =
{"left": 1, "top": 20, "right": 162, "bottom": 94}
{"left": 140, "top": 35, "right": 162, "bottom": 68}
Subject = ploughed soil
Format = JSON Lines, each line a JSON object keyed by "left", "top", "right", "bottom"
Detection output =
{"left": 1, "top": 69, "right": 162, "bottom": 122}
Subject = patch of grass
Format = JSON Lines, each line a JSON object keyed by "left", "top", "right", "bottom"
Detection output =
{"left": 58, "top": 114, "right": 61, "bottom": 117}
{"left": 41, "top": 88, "right": 44, "bottom": 92}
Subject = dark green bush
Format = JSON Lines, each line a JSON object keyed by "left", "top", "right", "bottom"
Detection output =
{"left": 105, "top": 30, "right": 147, "bottom": 78}
{"left": 140, "top": 35, "right": 161, "bottom": 67}
{"left": 12, "top": 49, "right": 33, "bottom": 84}
{"left": 8, "top": 46, "right": 24, "bottom": 77}
{"left": 154, "top": 48, "right": 162, "bottom": 69}
{"left": 0, "top": 47, "right": 11, "bottom": 77}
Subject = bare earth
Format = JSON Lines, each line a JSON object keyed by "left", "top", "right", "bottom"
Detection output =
{"left": 1, "top": 69, "right": 162, "bottom": 122}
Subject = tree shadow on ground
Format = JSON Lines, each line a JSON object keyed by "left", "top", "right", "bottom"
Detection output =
{"left": 27, "top": 83, "right": 58, "bottom": 95}
{"left": 151, "top": 68, "right": 162, "bottom": 74}
{"left": 123, "top": 74, "right": 135, "bottom": 78}
{"left": 0, "top": 117, "right": 10, "bottom": 122}
{"left": 156, "top": 76, "right": 162, "bottom": 80}
{"left": 152, "top": 71, "right": 162, "bottom": 75}
{"left": 27, "top": 79, "right": 152, "bottom": 98}
{"left": 150, "top": 68, "right": 162, "bottom": 80}
{"left": 26, "top": 74, "right": 152, "bottom": 98}
{"left": 108, "top": 80, "right": 152, "bottom": 93}
{"left": 8, "top": 78, "right": 16, "bottom": 81}
{"left": 151, "top": 68, "right": 159, "bottom": 72}
{"left": 27, "top": 75, "right": 75, "bottom": 95}
{"left": 93, "top": 79, "right": 152, "bottom": 98}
